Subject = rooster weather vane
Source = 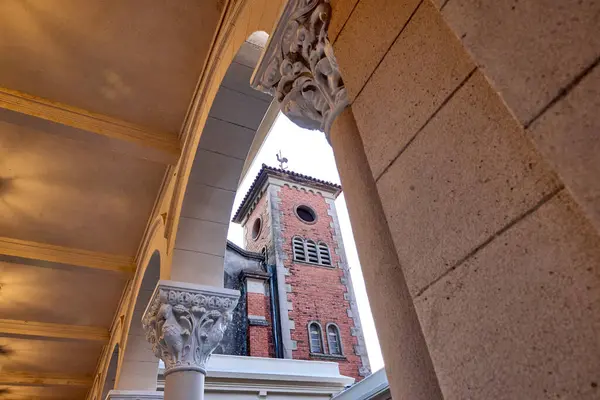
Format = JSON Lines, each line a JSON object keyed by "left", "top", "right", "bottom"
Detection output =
{"left": 276, "top": 150, "right": 288, "bottom": 170}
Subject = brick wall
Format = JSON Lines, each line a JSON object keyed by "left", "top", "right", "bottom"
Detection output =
{"left": 241, "top": 182, "right": 367, "bottom": 380}
{"left": 244, "top": 190, "right": 271, "bottom": 254}
{"left": 278, "top": 185, "right": 364, "bottom": 380}
{"left": 247, "top": 291, "right": 273, "bottom": 358}
{"left": 242, "top": 193, "right": 275, "bottom": 358}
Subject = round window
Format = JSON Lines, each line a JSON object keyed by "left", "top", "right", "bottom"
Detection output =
{"left": 295, "top": 205, "right": 317, "bottom": 224}
{"left": 251, "top": 217, "right": 262, "bottom": 240}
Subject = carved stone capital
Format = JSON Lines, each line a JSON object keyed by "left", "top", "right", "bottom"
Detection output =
{"left": 141, "top": 281, "right": 239, "bottom": 376}
{"left": 251, "top": 0, "right": 348, "bottom": 137}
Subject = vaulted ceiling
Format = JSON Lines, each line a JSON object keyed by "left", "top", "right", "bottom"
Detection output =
{"left": 0, "top": 1, "right": 224, "bottom": 399}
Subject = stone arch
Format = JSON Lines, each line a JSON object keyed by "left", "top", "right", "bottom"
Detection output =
{"left": 87, "top": 307, "right": 124, "bottom": 400}
{"left": 88, "top": 215, "right": 168, "bottom": 398}
{"left": 167, "top": 30, "right": 277, "bottom": 287}
{"left": 100, "top": 343, "right": 120, "bottom": 400}
{"left": 163, "top": 0, "right": 287, "bottom": 254}
{"left": 114, "top": 250, "right": 161, "bottom": 391}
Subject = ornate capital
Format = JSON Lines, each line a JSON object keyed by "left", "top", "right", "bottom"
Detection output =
{"left": 141, "top": 281, "right": 239, "bottom": 375}
{"left": 251, "top": 0, "right": 348, "bottom": 136}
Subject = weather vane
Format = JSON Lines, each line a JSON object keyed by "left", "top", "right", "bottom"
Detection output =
{"left": 276, "top": 150, "right": 288, "bottom": 170}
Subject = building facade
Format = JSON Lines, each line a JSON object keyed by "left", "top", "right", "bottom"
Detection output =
{"left": 227, "top": 165, "right": 370, "bottom": 381}
{"left": 1, "top": 0, "right": 598, "bottom": 399}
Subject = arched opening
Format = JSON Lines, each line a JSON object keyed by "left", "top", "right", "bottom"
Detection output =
{"left": 100, "top": 344, "right": 119, "bottom": 400}
{"left": 170, "top": 33, "right": 273, "bottom": 288}
{"left": 308, "top": 322, "right": 324, "bottom": 354}
{"left": 115, "top": 250, "right": 161, "bottom": 391}
{"left": 326, "top": 323, "right": 343, "bottom": 356}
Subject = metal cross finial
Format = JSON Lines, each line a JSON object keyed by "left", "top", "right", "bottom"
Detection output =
{"left": 276, "top": 150, "right": 288, "bottom": 170}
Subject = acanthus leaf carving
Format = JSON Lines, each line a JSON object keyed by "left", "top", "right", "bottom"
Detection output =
{"left": 252, "top": 0, "right": 348, "bottom": 136}
{"left": 142, "top": 282, "right": 239, "bottom": 375}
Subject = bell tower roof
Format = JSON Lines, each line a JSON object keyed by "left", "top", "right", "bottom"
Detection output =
{"left": 232, "top": 164, "right": 342, "bottom": 223}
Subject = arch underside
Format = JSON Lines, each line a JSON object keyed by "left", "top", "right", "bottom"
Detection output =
{"left": 170, "top": 39, "right": 274, "bottom": 287}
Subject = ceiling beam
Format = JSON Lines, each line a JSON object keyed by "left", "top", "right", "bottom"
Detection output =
{"left": 0, "top": 236, "right": 135, "bottom": 274}
{"left": 0, "top": 87, "right": 180, "bottom": 164}
{"left": 0, "top": 319, "right": 109, "bottom": 341}
{"left": 0, "top": 371, "right": 93, "bottom": 387}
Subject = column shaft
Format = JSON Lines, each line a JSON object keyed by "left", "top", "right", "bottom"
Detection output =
{"left": 329, "top": 108, "right": 443, "bottom": 399}
{"left": 164, "top": 371, "right": 205, "bottom": 400}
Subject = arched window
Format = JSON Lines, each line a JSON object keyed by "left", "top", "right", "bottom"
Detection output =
{"left": 292, "top": 236, "right": 306, "bottom": 262}
{"left": 327, "top": 323, "right": 342, "bottom": 355}
{"left": 305, "top": 239, "right": 319, "bottom": 263}
{"left": 308, "top": 322, "right": 324, "bottom": 353}
{"left": 317, "top": 242, "right": 331, "bottom": 266}
{"left": 261, "top": 246, "right": 268, "bottom": 265}
{"left": 292, "top": 237, "right": 334, "bottom": 267}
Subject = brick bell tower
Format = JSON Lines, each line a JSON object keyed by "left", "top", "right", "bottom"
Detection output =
{"left": 232, "top": 164, "right": 371, "bottom": 380}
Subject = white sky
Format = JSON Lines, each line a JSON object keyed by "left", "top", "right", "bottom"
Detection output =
{"left": 227, "top": 113, "right": 384, "bottom": 372}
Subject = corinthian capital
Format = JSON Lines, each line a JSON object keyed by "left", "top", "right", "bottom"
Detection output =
{"left": 251, "top": 0, "right": 348, "bottom": 136}
{"left": 141, "top": 281, "right": 239, "bottom": 375}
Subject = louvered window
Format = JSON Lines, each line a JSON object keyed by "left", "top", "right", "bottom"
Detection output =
{"left": 305, "top": 240, "right": 319, "bottom": 263}
{"left": 327, "top": 324, "right": 342, "bottom": 355}
{"left": 309, "top": 322, "right": 323, "bottom": 353}
{"left": 318, "top": 242, "right": 331, "bottom": 266}
{"left": 293, "top": 237, "right": 306, "bottom": 262}
{"left": 293, "top": 237, "right": 333, "bottom": 266}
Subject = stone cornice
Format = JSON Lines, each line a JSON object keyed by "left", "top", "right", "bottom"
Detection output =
{"left": 251, "top": 0, "right": 348, "bottom": 137}
{"left": 142, "top": 281, "right": 239, "bottom": 375}
{"left": 241, "top": 269, "right": 271, "bottom": 281}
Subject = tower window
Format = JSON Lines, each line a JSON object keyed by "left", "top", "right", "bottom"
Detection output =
{"left": 295, "top": 205, "right": 317, "bottom": 224}
{"left": 292, "top": 236, "right": 306, "bottom": 262}
{"left": 292, "top": 237, "right": 333, "bottom": 267}
{"left": 261, "top": 246, "right": 268, "bottom": 265}
{"left": 251, "top": 217, "right": 262, "bottom": 240}
{"left": 306, "top": 240, "right": 319, "bottom": 263}
{"left": 327, "top": 324, "right": 343, "bottom": 355}
{"left": 308, "top": 322, "right": 324, "bottom": 353}
{"left": 318, "top": 242, "right": 332, "bottom": 266}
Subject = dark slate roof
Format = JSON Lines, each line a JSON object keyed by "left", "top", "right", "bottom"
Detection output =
{"left": 232, "top": 164, "right": 342, "bottom": 223}
{"left": 226, "top": 240, "right": 264, "bottom": 261}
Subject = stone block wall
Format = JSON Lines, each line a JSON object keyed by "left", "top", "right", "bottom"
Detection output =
{"left": 331, "top": 0, "right": 600, "bottom": 398}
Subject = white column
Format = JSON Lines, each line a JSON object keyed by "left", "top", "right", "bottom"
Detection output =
{"left": 141, "top": 280, "right": 239, "bottom": 400}
{"left": 250, "top": 1, "right": 443, "bottom": 398}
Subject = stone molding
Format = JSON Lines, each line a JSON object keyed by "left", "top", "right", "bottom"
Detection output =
{"left": 268, "top": 185, "right": 295, "bottom": 359}
{"left": 142, "top": 280, "right": 239, "bottom": 376}
{"left": 105, "top": 390, "right": 163, "bottom": 400}
{"left": 248, "top": 315, "right": 270, "bottom": 327}
{"left": 325, "top": 198, "right": 372, "bottom": 377}
{"left": 251, "top": 0, "right": 348, "bottom": 137}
